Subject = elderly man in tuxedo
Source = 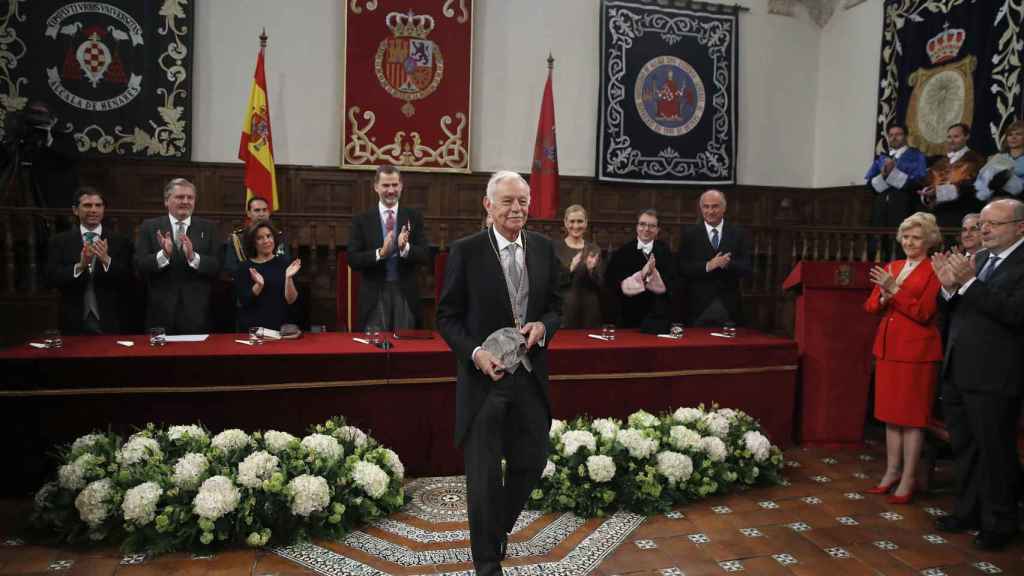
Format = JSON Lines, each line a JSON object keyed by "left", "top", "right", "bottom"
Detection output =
{"left": 134, "top": 178, "right": 221, "bottom": 334}
{"left": 46, "top": 186, "right": 132, "bottom": 334}
{"left": 677, "top": 189, "right": 752, "bottom": 325}
{"left": 437, "top": 170, "right": 561, "bottom": 576}
{"left": 932, "top": 198, "right": 1024, "bottom": 550}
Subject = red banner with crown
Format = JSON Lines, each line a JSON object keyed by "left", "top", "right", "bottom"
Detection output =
{"left": 342, "top": 1, "right": 472, "bottom": 173}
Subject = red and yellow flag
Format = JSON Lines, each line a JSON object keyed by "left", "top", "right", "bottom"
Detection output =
{"left": 239, "top": 32, "right": 278, "bottom": 211}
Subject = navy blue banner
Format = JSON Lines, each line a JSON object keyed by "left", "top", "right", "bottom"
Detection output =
{"left": 597, "top": 0, "right": 738, "bottom": 185}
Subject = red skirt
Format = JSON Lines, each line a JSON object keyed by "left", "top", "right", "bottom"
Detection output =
{"left": 874, "top": 359, "right": 938, "bottom": 427}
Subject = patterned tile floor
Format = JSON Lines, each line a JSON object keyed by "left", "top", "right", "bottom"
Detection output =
{"left": 1, "top": 441, "right": 1022, "bottom": 575}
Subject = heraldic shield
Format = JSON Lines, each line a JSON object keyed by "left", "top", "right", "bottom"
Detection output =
{"left": 907, "top": 56, "right": 976, "bottom": 157}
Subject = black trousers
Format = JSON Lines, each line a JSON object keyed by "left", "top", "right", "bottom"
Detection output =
{"left": 463, "top": 368, "right": 549, "bottom": 565}
{"left": 942, "top": 377, "right": 1021, "bottom": 534}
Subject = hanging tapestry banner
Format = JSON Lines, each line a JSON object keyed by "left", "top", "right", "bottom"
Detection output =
{"left": 342, "top": 0, "right": 472, "bottom": 173}
{"left": 597, "top": 0, "right": 738, "bottom": 185}
{"left": 0, "top": 0, "right": 194, "bottom": 159}
{"left": 875, "top": 0, "right": 1024, "bottom": 156}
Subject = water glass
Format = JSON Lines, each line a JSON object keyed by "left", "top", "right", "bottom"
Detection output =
{"left": 42, "top": 329, "right": 63, "bottom": 349}
{"left": 149, "top": 326, "right": 166, "bottom": 347}
{"left": 365, "top": 325, "right": 382, "bottom": 345}
{"left": 310, "top": 324, "right": 328, "bottom": 333}
{"left": 669, "top": 323, "right": 685, "bottom": 339}
{"left": 722, "top": 322, "right": 737, "bottom": 337}
{"left": 248, "top": 326, "right": 263, "bottom": 345}
{"left": 601, "top": 323, "right": 616, "bottom": 341}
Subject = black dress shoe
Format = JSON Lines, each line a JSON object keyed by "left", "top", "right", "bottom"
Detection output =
{"left": 473, "top": 560, "right": 502, "bottom": 576}
{"left": 975, "top": 530, "right": 1015, "bottom": 550}
{"left": 935, "top": 515, "right": 980, "bottom": 533}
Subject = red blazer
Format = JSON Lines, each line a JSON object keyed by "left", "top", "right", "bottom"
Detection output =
{"left": 864, "top": 259, "right": 943, "bottom": 362}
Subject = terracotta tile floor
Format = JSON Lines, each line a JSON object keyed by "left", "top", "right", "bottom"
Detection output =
{"left": 1, "top": 440, "right": 1022, "bottom": 575}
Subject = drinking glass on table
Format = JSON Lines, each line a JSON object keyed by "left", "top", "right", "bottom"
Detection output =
{"left": 248, "top": 326, "right": 264, "bottom": 345}
{"left": 601, "top": 323, "right": 616, "bottom": 341}
{"left": 669, "top": 323, "right": 685, "bottom": 339}
{"left": 149, "top": 326, "right": 166, "bottom": 347}
{"left": 365, "top": 323, "right": 382, "bottom": 345}
{"left": 42, "top": 329, "right": 63, "bottom": 349}
{"left": 722, "top": 322, "right": 737, "bottom": 337}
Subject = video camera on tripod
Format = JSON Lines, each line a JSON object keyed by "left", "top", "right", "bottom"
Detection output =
{"left": 3, "top": 101, "right": 56, "bottom": 153}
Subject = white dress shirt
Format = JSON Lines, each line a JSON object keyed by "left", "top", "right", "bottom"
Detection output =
{"left": 157, "top": 215, "right": 201, "bottom": 270}
{"left": 73, "top": 224, "right": 110, "bottom": 277}
{"left": 375, "top": 202, "right": 411, "bottom": 260}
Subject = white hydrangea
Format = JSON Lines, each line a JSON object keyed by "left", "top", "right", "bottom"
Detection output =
{"left": 700, "top": 413, "right": 730, "bottom": 438}
{"left": 716, "top": 408, "right": 740, "bottom": 421}
{"left": 122, "top": 481, "right": 163, "bottom": 526}
{"left": 192, "top": 476, "right": 240, "bottom": 521}
{"left": 591, "top": 418, "right": 620, "bottom": 442}
{"left": 379, "top": 448, "right": 405, "bottom": 481}
{"left": 616, "top": 428, "right": 659, "bottom": 459}
{"left": 627, "top": 410, "right": 660, "bottom": 429}
{"left": 673, "top": 407, "right": 704, "bottom": 424}
{"left": 586, "top": 455, "right": 616, "bottom": 483}
{"left": 287, "top": 474, "right": 330, "bottom": 517}
{"left": 75, "top": 478, "right": 114, "bottom": 528}
{"left": 237, "top": 451, "right": 280, "bottom": 489}
{"left": 58, "top": 453, "right": 100, "bottom": 491}
{"left": 70, "top": 433, "right": 103, "bottom": 455}
{"left": 211, "top": 429, "right": 251, "bottom": 452}
{"left": 167, "top": 425, "right": 207, "bottom": 443}
{"left": 700, "top": 436, "right": 728, "bottom": 462}
{"left": 263, "top": 430, "right": 298, "bottom": 454}
{"left": 743, "top": 431, "right": 771, "bottom": 462}
{"left": 656, "top": 451, "right": 694, "bottom": 485}
{"left": 561, "top": 430, "right": 597, "bottom": 457}
{"left": 352, "top": 460, "right": 390, "bottom": 499}
{"left": 301, "top": 433, "right": 343, "bottom": 463}
{"left": 549, "top": 419, "right": 566, "bottom": 439}
{"left": 117, "top": 435, "right": 163, "bottom": 465}
{"left": 541, "top": 460, "right": 556, "bottom": 479}
{"left": 334, "top": 426, "right": 368, "bottom": 448}
{"left": 34, "top": 482, "right": 57, "bottom": 509}
{"left": 172, "top": 453, "right": 209, "bottom": 490}
{"left": 669, "top": 426, "right": 702, "bottom": 452}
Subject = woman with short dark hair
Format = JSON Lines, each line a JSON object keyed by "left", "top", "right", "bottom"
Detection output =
{"left": 234, "top": 222, "right": 300, "bottom": 331}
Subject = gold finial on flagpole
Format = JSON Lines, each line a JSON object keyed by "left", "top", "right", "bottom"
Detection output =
{"left": 260, "top": 28, "right": 268, "bottom": 48}
{"left": 547, "top": 52, "right": 554, "bottom": 70}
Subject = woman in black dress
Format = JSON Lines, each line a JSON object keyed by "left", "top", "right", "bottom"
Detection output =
{"left": 235, "top": 222, "right": 301, "bottom": 331}
{"left": 555, "top": 205, "right": 603, "bottom": 328}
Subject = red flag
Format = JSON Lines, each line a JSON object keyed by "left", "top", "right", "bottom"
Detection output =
{"left": 238, "top": 31, "right": 279, "bottom": 212}
{"left": 529, "top": 57, "right": 559, "bottom": 220}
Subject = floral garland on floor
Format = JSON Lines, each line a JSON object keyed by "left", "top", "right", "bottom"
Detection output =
{"left": 30, "top": 417, "right": 404, "bottom": 554}
{"left": 531, "top": 405, "right": 784, "bottom": 517}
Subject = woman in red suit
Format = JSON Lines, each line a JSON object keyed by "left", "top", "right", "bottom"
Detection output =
{"left": 864, "top": 212, "right": 943, "bottom": 504}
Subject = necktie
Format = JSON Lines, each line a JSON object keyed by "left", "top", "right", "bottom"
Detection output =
{"left": 506, "top": 243, "right": 522, "bottom": 289}
{"left": 385, "top": 210, "right": 395, "bottom": 233}
{"left": 82, "top": 232, "right": 100, "bottom": 321}
{"left": 83, "top": 231, "right": 97, "bottom": 244}
{"left": 978, "top": 255, "right": 1001, "bottom": 282}
{"left": 174, "top": 221, "right": 186, "bottom": 247}
{"left": 711, "top": 228, "right": 720, "bottom": 250}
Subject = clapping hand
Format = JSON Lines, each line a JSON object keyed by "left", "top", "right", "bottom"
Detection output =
{"left": 92, "top": 238, "right": 110, "bottom": 268}
{"left": 882, "top": 157, "right": 895, "bottom": 176}
{"left": 180, "top": 234, "right": 195, "bottom": 261}
{"left": 585, "top": 250, "right": 600, "bottom": 272}
{"left": 78, "top": 242, "right": 94, "bottom": 270}
{"left": 918, "top": 186, "right": 936, "bottom": 208}
{"left": 642, "top": 253, "right": 657, "bottom": 279}
{"left": 869, "top": 265, "right": 897, "bottom": 295}
{"left": 707, "top": 252, "right": 732, "bottom": 271}
{"left": 397, "top": 223, "right": 411, "bottom": 251}
{"left": 570, "top": 250, "right": 583, "bottom": 272}
{"left": 948, "top": 251, "right": 977, "bottom": 285}
{"left": 156, "top": 229, "right": 174, "bottom": 258}
{"left": 285, "top": 258, "right": 302, "bottom": 279}
{"left": 249, "top": 267, "right": 265, "bottom": 295}
{"left": 380, "top": 229, "right": 395, "bottom": 258}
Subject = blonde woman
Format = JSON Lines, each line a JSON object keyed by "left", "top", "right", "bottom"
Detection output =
{"left": 863, "top": 212, "right": 943, "bottom": 504}
{"left": 555, "top": 205, "right": 603, "bottom": 328}
{"left": 975, "top": 120, "right": 1024, "bottom": 202}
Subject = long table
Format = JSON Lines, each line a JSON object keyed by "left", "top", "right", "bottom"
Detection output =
{"left": 1, "top": 329, "right": 798, "bottom": 495}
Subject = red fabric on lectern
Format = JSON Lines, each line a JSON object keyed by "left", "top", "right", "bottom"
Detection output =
{"left": 336, "top": 251, "right": 361, "bottom": 332}
{"left": 783, "top": 261, "right": 879, "bottom": 446}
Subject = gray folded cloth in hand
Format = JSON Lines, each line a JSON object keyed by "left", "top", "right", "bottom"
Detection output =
{"left": 481, "top": 327, "right": 528, "bottom": 375}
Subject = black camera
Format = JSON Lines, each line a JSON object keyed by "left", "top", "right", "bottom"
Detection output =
{"left": 4, "top": 101, "right": 54, "bottom": 147}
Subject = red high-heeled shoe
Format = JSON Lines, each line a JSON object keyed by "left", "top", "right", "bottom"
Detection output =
{"left": 864, "top": 482, "right": 896, "bottom": 495}
{"left": 887, "top": 490, "right": 914, "bottom": 505}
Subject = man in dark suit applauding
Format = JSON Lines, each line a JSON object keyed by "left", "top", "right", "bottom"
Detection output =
{"left": 348, "top": 164, "right": 430, "bottom": 331}
{"left": 932, "top": 198, "right": 1024, "bottom": 550}
{"left": 134, "top": 178, "right": 221, "bottom": 334}
{"left": 677, "top": 189, "right": 752, "bottom": 325}
{"left": 437, "top": 170, "right": 561, "bottom": 576}
{"left": 46, "top": 186, "right": 132, "bottom": 334}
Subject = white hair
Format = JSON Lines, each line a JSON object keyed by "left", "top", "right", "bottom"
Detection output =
{"left": 485, "top": 170, "right": 530, "bottom": 202}
{"left": 163, "top": 177, "right": 197, "bottom": 201}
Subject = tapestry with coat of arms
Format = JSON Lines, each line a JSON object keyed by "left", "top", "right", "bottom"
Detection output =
{"left": 342, "top": 0, "right": 472, "bottom": 172}
{"left": 597, "top": 0, "right": 739, "bottom": 185}
{"left": 875, "top": 0, "right": 1024, "bottom": 157}
{"left": 0, "top": 0, "right": 193, "bottom": 159}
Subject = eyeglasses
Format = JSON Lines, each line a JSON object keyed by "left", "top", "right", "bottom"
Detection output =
{"left": 637, "top": 222, "right": 658, "bottom": 229}
{"left": 978, "top": 218, "right": 1024, "bottom": 228}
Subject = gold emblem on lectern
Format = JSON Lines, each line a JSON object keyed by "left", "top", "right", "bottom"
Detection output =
{"left": 835, "top": 264, "right": 853, "bottom": 287}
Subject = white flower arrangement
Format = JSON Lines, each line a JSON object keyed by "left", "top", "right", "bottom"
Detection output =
{"left": 669, "top": 426, "right": 702, "bottom": 452}
{"left": 334, "top": 425, "right": 368, "bottom": 448}
{"left": 656, "top": 451, "right": 693, "bottom": 486}
{"left": 117, "top": 435, "right": 163, "bottom": 466}
{"left": 379, "top": 448, "right": 405, "bottom": 481}
{"left": 549, "top": 419, "right": 567, "bottom": 439}
{"left": 287, "top": 474, "right": 331, "bottom": 517}
{"left": 700, "top": 436, "right": 728, "bottom": 462}
{"left": 192, "top": 476, "right": 240, "bottom": 521}
{"left": 672, "top": 407, "right": 704, "bottom": 424}
{"left": 263, "top": 430, "right": 298, "bottom": 454}
{"left": 586, "top": 455, "right": 616, "bottom": 483}
{"left": 541, "top": 459, "right": 556, "bottom": 479}
{"left": 75, "top": 478, "right": 114, "bottom": 528}
{"left": 122, "top": 481, "right": 163, "bottom": 526}
{"left": 627, "top": 410, "right": 660, "bottom": 429}
{"left": 591, "top": 418, "right": 620, "bottom": 442}
{"left": 172, "top": 453, "right": 209, "bottom": 490}
{"left": 58, "top": 453, "right": 99, "bottom": 491}
{"left": 561, "top": 430, "right": 597, "bottom": 457}
{"left": 237, "top": 451, "right": 280, "bottom": 489}
{"left": 352, "top": 460, "right": 389, "bottom": 499}
{"left": 35, "top": 482, "right": 57, "bottom": 509}
{"left": 70, "top": 433, "right": 103, "bottom": 456}
{"left": 616, "top": 428, "right": 659, "bottom": 459}
{"left": 700, "top": 413, "right": 731, "bottom": 438}
{"left": 716, "top": 408, "right": 740, "bottom": 421}
{"left": 743, "top": 431, "right": 771, "bottom": 462}
{"left": 167, "top": 425, "right": 207, "bottom": 443}
{"left": 211, "top": 429, "right": 251, "bottom": 453}
{"left": 301, "top": 433, "right": 343, "bottom": 464}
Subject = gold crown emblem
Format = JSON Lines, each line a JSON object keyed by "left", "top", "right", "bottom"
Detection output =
{"left": 926, "top": 28, "right": 965, "bottom": 65}
{"left": 386, "top": 11, "right": 435, "bottom": 39}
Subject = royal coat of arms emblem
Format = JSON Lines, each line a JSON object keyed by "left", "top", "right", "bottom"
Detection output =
{"left": 374, "top": 11, "right": 444, "bottom": 118}
{"left": 906, "top": 27, "right": 976, "bottom": 156}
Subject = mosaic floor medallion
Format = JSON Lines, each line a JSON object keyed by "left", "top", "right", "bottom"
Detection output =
{"left": 274, "top": 476, "right": 644, "bottom": 576}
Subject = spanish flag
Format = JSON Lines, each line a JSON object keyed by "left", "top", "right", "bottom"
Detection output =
{"left": 238, "top": 31, "right": 278, "bottom": 211}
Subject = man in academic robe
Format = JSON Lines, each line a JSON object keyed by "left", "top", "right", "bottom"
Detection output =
{"left": 866, "top": 123, "right": 928, "bottom": 228}
{"left": 604, "top": 209, "right": 675, "bottom": 330}
{"left": 919, "top": 123, "right": 985, "bottom": 228}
